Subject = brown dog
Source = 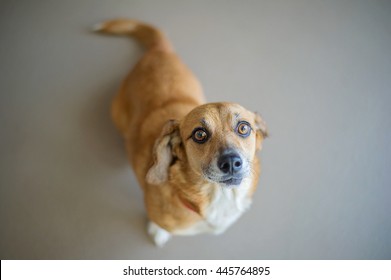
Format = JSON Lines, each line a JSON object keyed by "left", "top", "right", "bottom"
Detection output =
{"left": 95, "top": 19, "right": 268, "bottom": 246}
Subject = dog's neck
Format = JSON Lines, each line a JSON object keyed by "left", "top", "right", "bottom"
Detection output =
{"left": 173, "top": 172, "right": 253, "bottom": 234}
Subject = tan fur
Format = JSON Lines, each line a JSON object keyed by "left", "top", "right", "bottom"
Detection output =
{"left": 95, "top": 19, "right": 267, "bottom": 241}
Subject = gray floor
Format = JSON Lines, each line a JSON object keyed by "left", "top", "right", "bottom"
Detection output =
{"left": 1, "top": 0, "right": 390, "bottom": 259}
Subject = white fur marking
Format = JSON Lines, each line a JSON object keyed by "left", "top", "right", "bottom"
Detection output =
{"left": 148, "top": 221, "right": 171, "bottom": 247}
{"left": 173, "top": 179, "right": 252, "bottom": 236}
{"left": 205, "top": 179, "right": 252, "bottom": 234}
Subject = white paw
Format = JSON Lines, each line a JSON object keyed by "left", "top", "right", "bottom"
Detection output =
{"left": 147, "top": 221, "right": 171, "bottom": 247}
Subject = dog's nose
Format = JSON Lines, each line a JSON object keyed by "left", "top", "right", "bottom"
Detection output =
{"left": 218, "top": 153, "right": 243, "bottom": 174}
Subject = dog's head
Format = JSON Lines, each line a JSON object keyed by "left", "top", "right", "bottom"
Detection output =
{"left": 146, "top": 102, "right": 267, "bottom": 186}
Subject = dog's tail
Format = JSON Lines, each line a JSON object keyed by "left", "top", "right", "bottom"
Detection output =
{"left": 93, "top": 19, "right": 172, "bottom": 51}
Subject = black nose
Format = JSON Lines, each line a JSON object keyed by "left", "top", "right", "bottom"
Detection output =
{"left": 218, "top": 153, "right": 243, "bottom": 174}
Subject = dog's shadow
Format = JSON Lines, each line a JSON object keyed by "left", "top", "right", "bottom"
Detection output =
{"left": 82, "top": 80, "right": 127, "bottom": 168}
{"left": 78, "top": 75, "right": 152, "bottom": 256}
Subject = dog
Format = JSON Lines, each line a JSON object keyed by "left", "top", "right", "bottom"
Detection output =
{"left": 95, "top": 19, "right": 268, "bottom": 247}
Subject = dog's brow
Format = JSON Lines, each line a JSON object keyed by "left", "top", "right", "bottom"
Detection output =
{"left": 200, "top": 118, "right": 208, "bottom": 127}
{"left": 233, "top": 113, "right": 243, "bottom": 124}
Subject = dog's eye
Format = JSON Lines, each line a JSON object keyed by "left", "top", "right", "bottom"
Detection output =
{"left": 237, "top": 122, "right": 251, "bottom": 137}
{"left": 192, "top": 128, "right": 208, "bottom": 143}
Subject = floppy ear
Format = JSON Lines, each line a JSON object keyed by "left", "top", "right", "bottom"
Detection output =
{"left": 146, "top": 120, "right": 181, "bottom": 185}
{"left": 254, "top": 112, "right": 268, "bottom": 150}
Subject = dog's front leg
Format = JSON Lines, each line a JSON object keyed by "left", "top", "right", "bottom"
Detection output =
{"left": 147, "top": 221, "right": 172, "bottom": 247}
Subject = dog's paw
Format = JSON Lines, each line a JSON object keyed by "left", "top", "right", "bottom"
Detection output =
{"left": 147, "top": 221, "right": 171, "bottom": 247}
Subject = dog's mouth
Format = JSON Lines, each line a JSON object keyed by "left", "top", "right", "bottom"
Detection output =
{"left": 206, "top": 175, "right": 243, "bottom": 186}
{"left": 219, "top": 177, "right": 243, "bottom": 186}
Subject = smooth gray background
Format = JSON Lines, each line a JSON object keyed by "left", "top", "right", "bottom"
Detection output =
{"left": 1, "top": 0, "right": 390, "bottom": 259}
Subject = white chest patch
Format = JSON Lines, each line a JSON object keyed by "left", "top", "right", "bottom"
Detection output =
{"left": 173, "top": 179, "right": 252, "bottom": 236}
{"left": 204, "top": 179, "right": 252, "bottom": 234}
